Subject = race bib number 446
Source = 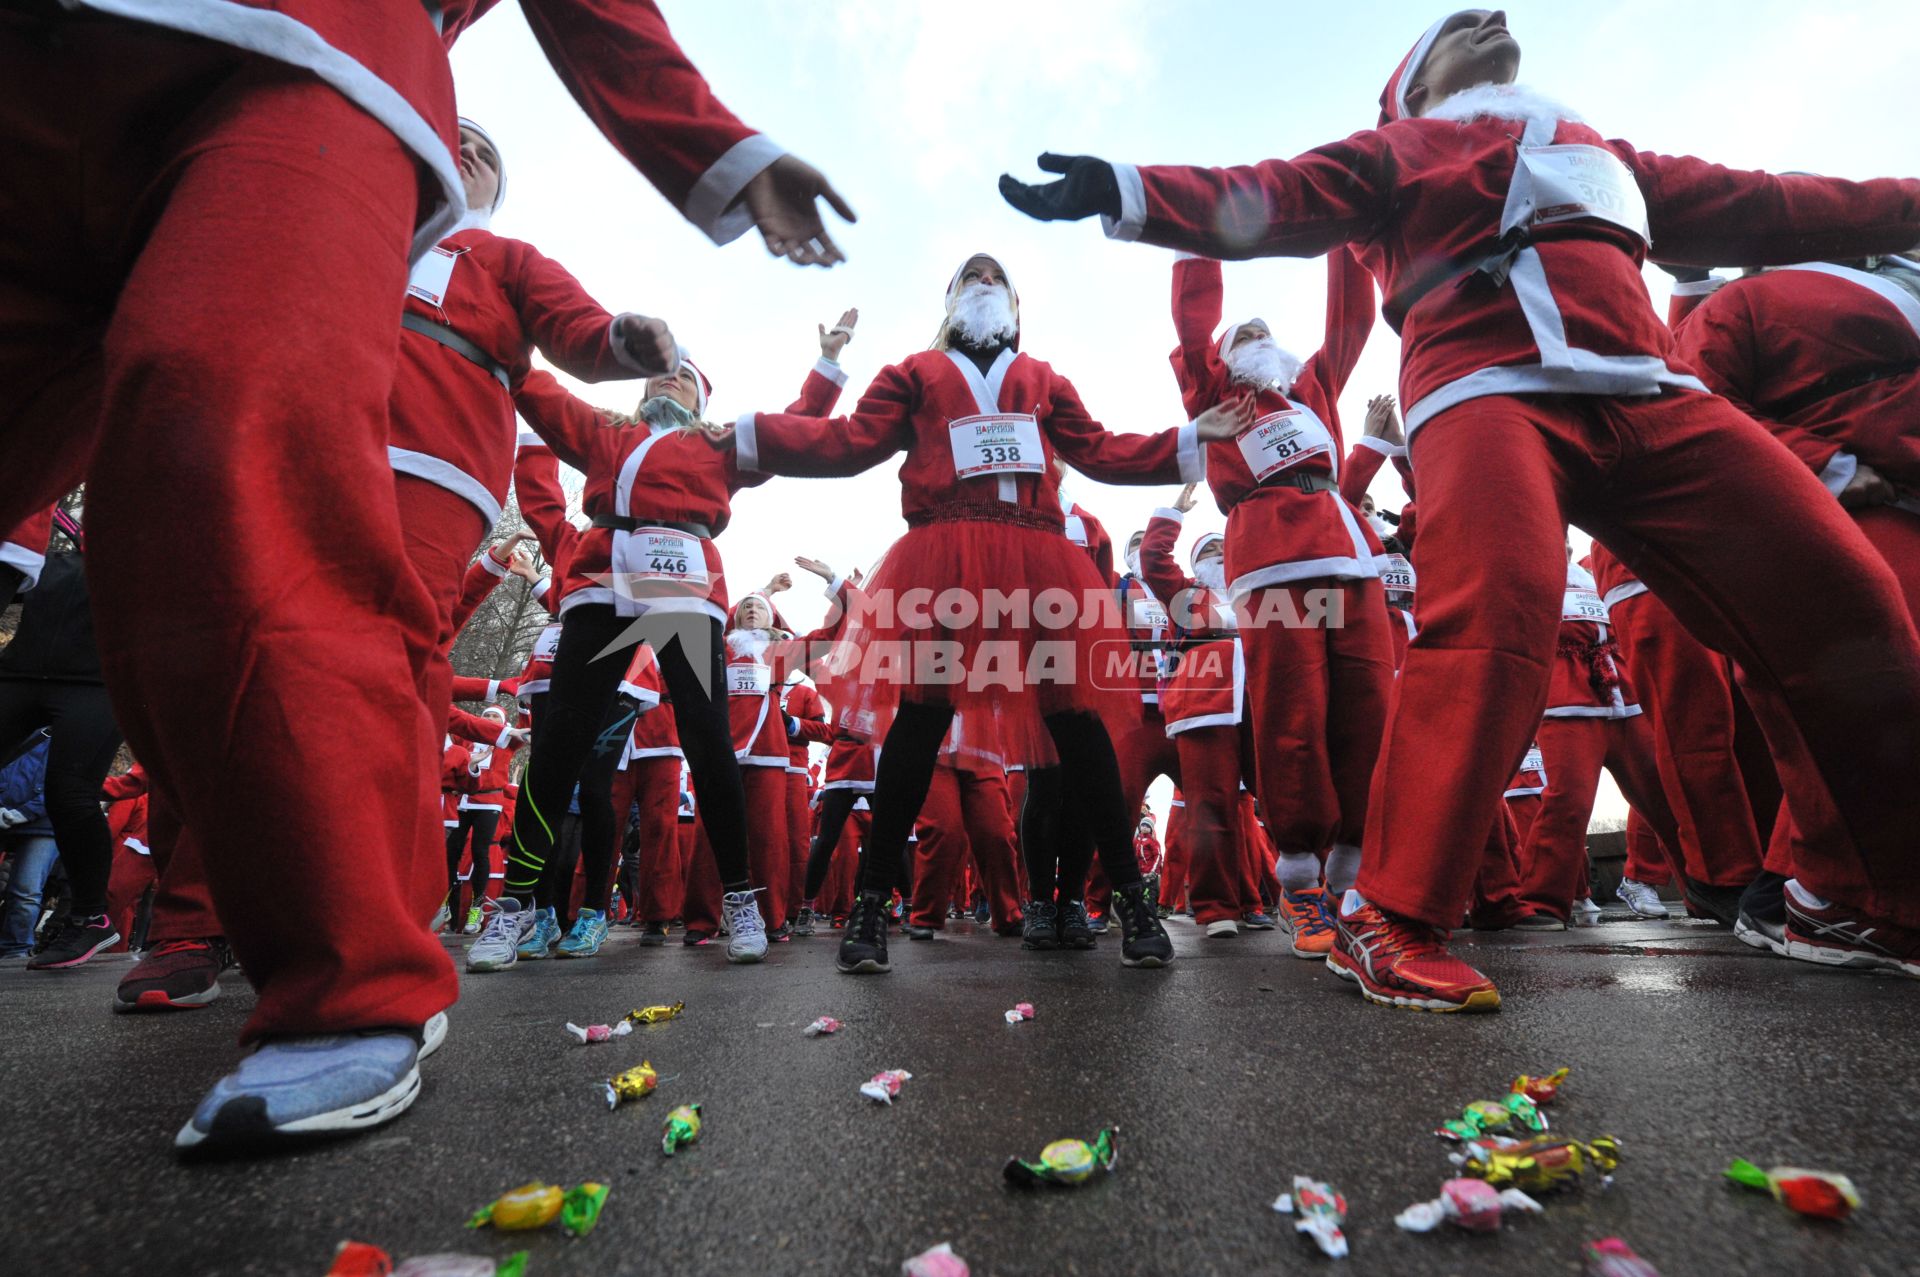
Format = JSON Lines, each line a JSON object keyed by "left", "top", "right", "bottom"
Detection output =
{"left": 631, "top": 529, "right": 709, "bottom": 586}
{"left": 949, "top": 413, "right": 1044, "bottom": 481}
{"left": 1237, "top": 407, "right": 1333, "bottom": 482}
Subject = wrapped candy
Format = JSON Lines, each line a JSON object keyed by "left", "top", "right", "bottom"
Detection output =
{"left": 604, "top": 1061, "right": 658, "bottom": 1110}
{"left": 805, "top": 1016, "right": 844, "bottom": 1037}
{"left": 394, "top": 1257, "right": 529, "bottom": 1277}
{"left": 662, "top": 1103, "right": 702, "bottom": 1155}
{"left": 1272, "top": 1176, "right": 1349, "bottom": 1258}
{"left": 565, "top": 1021, "right": 631, "bottom": 1045}
{"left": 1453, "top": 1135, "right": 1621, "bottom": 1193}
{"left": 900, "top": 1242, "right": 970, "bottom": 1277}
{"left": 1582, "top": 1237, "right": 1663, "bottom": 1277}
{"left": 1725, "top": 1158, "right": 1860, "bottom": 1220}
{"left": 1003, "top": 1129, "right": 1118, "bottom": 1187}
{"left": 1511, "top": 1067, "right": 1571, "bottom": 1105}
{"left": 625, "top": 1003, "right": 686, "bottom": 1025}
{"left": 1003, "top": 1002, "right": 1036, "bottom": 1024}
{"left": 325, "top": 1242, "right": 394, "bottom": 1276}
{"left": 1395, "top": 1178, "right": 1543, "bottom": 1233}
{"left": 466, "top": 1182, "right": 609, "bottom": 1237}
{"left": 1437, "top": 1093, "right": 1547, "bottom": 1142}
{"left": 861, "top": 1069, "right": 913, "bottom": 1104}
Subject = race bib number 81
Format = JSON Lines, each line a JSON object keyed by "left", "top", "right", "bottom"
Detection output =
{"left": 1237, "top": 407, "right": 1333, "bottom": 482}
{"left": 949, "top": 413, "right": 1044, "bottom": 481}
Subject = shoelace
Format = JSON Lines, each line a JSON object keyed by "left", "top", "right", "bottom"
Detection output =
{"left": 479, "top": 911, "right": 520, "bottom": 943}
{"left": 725, "top": 894, "right": 765, "bottom": 936}
{"left": 1299, "top": 896, "right": 1336, "bottom": 937}
{"left": 851, "top": 897, "right": 886, "bottom": 944}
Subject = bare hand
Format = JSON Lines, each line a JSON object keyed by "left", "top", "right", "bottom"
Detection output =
{"left": 1839, "top": 460, "right": 1896, "bottom": 509}
{"left": 507, "top": 546, "right": 539, "bottom": 581}
{"left": 764, "top": 572, "right": 794, "bottom": 595}
{"left": 794, "top": 555, "right": 835, "bottom": 581}
{"left": 698, "top": 422, "right": 736, "bottom": 451}
{"left": 617, "top": 315, "right": 677, "bottom": 376}
{"left": 1172, "top": 482, "right": 1199, "bottom": 515}
{"left": 742, "top": 154, "right": 857, "bottom": 268}
{"left": 1364, "top": 394, "right": 1404, "bottom": 446}
{"left": 503, "top": 726, "right": 531, "bottom": 747}
{"left": 818, "top": 307, "right": 860, "bottom": 360}
{"left": 1194, "top": 394, "right": 1258, "bottom": 443}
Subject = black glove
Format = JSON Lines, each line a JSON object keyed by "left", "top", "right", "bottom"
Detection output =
{"left": 999, "top": 153, "right": 1121, "bottom": 222}
{"left": 785, "top": 712, "right": 801, "bottom": 741}
{"left": 1652, "top": 261, "right": 1713, "bottom": 285}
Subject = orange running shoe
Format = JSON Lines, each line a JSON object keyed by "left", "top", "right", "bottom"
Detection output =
{"left": 1274, "top": 886, "right": 1337, "bottom": 959}
{"left": 1327, "top": 892, "right": 1501, "bottom": 1012}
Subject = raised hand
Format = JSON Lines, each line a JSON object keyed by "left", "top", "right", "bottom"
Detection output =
{"left": 998, "top": 153, "right": 1121, "bottom": 222}
{"left": 794, "top": 555, "right": 835, "bottom": 581}
{"left": 1194, "top": 393, "right": 1258, "bottom": 442}
{"left": 764, "top": 571, "right": 794, "bottom": 595}
{"left": 1364, "top": 394, "right": 1404, "bottom": 447}
{"left": 742, "top": 154, "right": 857, "bottom": 267}
{"left": 1839, "top": 460, "right": 1896, "bottom": 510}
{"left": 698, "top": 422, "right": 736, "bottom": 450}
{"left": 818, "top": 307, "right": 860, "bottom": 361}
{"left": 1172, "top": 482, "right": 1200, "bottom": 515}
{"left": 616, "top": 314, "right": 678, "bottom": 375}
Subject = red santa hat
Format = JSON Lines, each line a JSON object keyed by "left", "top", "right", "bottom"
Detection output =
{"left": 1190, "top": 531, "right": 1225, "bottom": 570}
{"left": 678, "top": 357, "right": 713, "bottom": 415}
{"left": 1378, "top": 16, "right": 1450, "bottom": 125}
{"left": 456, "top": 117, "right": 507, "bottom": 210}
{"left": 1216, "top": 317, "right": 1272, "bottom": 361}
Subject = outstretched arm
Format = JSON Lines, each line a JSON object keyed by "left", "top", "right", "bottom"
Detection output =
{"left": 1630, "top": 152, "right": 1920, "bottom": 268}
{"left": 733, "top": 362, "right": 917, "bottom": 478}
{"left": 1170, "top": 256, "right": 1230, "bottom": 418}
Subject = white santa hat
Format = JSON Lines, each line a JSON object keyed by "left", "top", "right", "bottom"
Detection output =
{"left": 1190, "top": 532, "right": 1225, "bottom": 571}
{"left": 1379, "top": 16, "right": 1449, "bottom": 124}
{"left": 457, "top": 117, "right": 507, "bottom": 210}
{"left": 937, "top": 252, "right": 1021, "bottom": 349}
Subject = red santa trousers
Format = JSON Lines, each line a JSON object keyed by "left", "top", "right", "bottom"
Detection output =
{"left": 105, "top": 839, "right": 156, "bottom": 952}
{"left": 1507, "top": 795, "right": 1541, "bottom": 844}
{"left": 742, "top": 766, "right": 789, "bottom": 931}
{"left": 1519, "top": 716, "right": 1681, "bottom": 919}
{"left": 1172, "top": 725, "right": 1255, "bottom": 925}
{"left": 908, "top": 765, "right": 1021, "bottom": 929}
{"left": 1114, "top": 705, "right": 1181, "bottom": 820}
{"left": 785, "top": 771, "right": 812, "bottom": 917}
{"left": 1623, "top": 808, "right": 1672, "bottom": 888}
{"left": 612, "top": 757, "right": 685, "bottom": 924}
{"left": 0, "top": 32, "right": 454, "bottom": 1040}
{"left": 1160, "top": 800, "right": 1191, "bottom": 912}
{"left": 683, "top": 822, "right": 723, "bottom": 936}
{"left": 1360, "top": 391, "right": 1920, "bottom": 930}
{"left": 814, "top": 809, "right": 866, "bottom": 919}
{"left": 1236, "top": 794, "right": 1278, "bottom": 912}
{"left": 1241, "top": 581, "right": 1394, "bottom": 856}
{"left": 1607, "top": 590, "right": 1763, "bottom": 889}
{"left": 1468, "top": 803, "right": 1527, "bottom": 924}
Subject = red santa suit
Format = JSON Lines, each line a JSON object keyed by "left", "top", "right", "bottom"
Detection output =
{"left": 908, "top": 719, "right": 1023, "bottom": 932}
{"left": 0, "top": 506, "right": 52, "bottom": 609}
{"left": 607, "top": 649, "right": 687, "bottom": 928}
{"left": 1160, "top": 791, "right": 1191, "bottom": 913}
{"left": 1099, "top": 42, "right": 1920, "bottom": 931}
{"left": 726, "top": 625, "right": 793, "bottom": 931}
{"left": 780, "top": 677, "right": 831, "bottom": 916}
{"left": 103, "top": 768, "right": 155, "bottom": 951}
{"left": 1, "top": 0, "right": 801, "bottom": 1044}
{"left": 1167, "top": 255, "right": 1394, "bottom": 877}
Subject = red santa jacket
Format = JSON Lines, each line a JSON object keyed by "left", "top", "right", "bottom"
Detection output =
{"left": 83, "top": 1, "right": 787, "bottom": 261}
{"left": 1057, "top": 485, "right": 1117, "bottom": 585}
{"left": 1108, "top": 101, "right": 1920, "bottom": 439}
{"left": 1545, "top": 561, "right": 1640, "bottom": 719}
{"left": 1169, "top": 256, "right": 1378, "bottom": 595}
{"left": 440, "top": 739, "right": 472, "bottom": 826}
{"left": 0, "top": 506, "right": 53, "bottom": 592}
{"left": 735, "top": 349, "right": 1204, "bottom": 520}
{"left": 1587, "top": 542, "right": 1648, "bottom": 614}
{"left": 780, "top": 680, "right": 831, "bottom": 773}
{"left": 1140, "top": 511, "right": 1241, "bottom": 735}
{"left": 1114, "top": 571, "right": 1171, "bottom": 710}
{"left": 1133, "top": 828, "right": 1163, "bottom": 876}
{"left": 1671, "top": 261, "right": 1920, "bottom": 492}
{"left": 619, "top": 644, "right": 684, "bottom": 764}
{"left": 725, "top": 630, "right": 788, "bottom": 768}
{"left": 456, "top": 732, "right": 519, "bottom": 811}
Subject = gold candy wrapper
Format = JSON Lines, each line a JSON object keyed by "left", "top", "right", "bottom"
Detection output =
{"left": 625, "top": 1003, "right": 686, "bottom": 1025}
{"left": 605, "top": 1061, "right": 660, "bottom": 1110}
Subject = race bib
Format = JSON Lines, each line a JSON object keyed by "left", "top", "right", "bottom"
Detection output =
{"left": 1130, "top": 596, "right": 1169, "bottom": 631}
{"left": 1237, "top": 406, "right": 1334, "bottom": 482}
{"left": 406, "top": 245, "right": 458, "bottom": 307}
{"left": 627, "top": 528, "right": 709, "bottom": 587}
{"left": 727, "top": 662, "right": 772, "bottom": 696}
{"left": 531, "top": 624, "right": 562, "bottom": 662}
{"left": 948, "top": 413, "right": 1044, "bottom": 481}
{"left": 1520, "top": 745, "right": 1544, "bottom": 775}
{"left": 1562, "top": 586, "right": 1609, "bottom": 623}
{"left": 1064, "top": 514, "right": 1087, "bottom": 547}
{"left": 1380, "top": 553, "right": 1416, "bottom": 594}
{"left": 1513, "top": 145, "right": 1649, "bottom": 244}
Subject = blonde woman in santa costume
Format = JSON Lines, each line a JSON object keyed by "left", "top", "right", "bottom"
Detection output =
{"left": 721, "top": 253, "right": 1253, "bottom": 974}
{"left": 1007, "top": 8, "right": 1920, "bottom": 1008}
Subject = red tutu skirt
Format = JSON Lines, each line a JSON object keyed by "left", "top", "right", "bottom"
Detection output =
{"left": 827, "top": 501, "right": 1142, "bottom": 767}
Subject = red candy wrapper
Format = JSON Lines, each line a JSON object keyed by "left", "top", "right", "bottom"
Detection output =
{"left": 1583, "top": 1238, "right": 1663, "bottom": 1277}
{"left": 805, "top": 1016, "right": 844, "bottom": 1037}
{"left": 1004, "top": 1002, "right": 1035, "bottom": 1024}
{"left": 900, "top": 1242, "right": 970, "bottom": 1276}
{"left": 861, "top": 1069, "right": 913, "bottom": 1104}
{"left": 565, "top": 1021, "right": 632, "bottom": 1045}
{"left": 1510, "top": 1067, "right": 1571, "bottom": 1105}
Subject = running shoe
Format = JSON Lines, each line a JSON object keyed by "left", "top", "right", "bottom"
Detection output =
{"left": 1614, "top": 877, "right": 1669, "bottom": 919}
{"left": 1733, "top": 871, "right": 1788, "bottom": 955}
{"left": 430, "top": 904, "right": 451, "bottom": 933}
{"left": 1205, "top": 918, "right": 1239, "bottom": 938}
{"left": 1682, "top": 879, "right": 1742, "bottom": 928}
{"left": 721, "top": 889, "right": 768, "bottom": 963}
{"left": 516, "top": 907, "right": 560, "bottom": 960}
{"left": 462, "top": 906, "right": 483, "bottom": 935}
{"left": 1511, "top": 911, "right": 1566, "bottom": 932}
{"left": 465, "top": 899, "right": 535, "bottom": 973}
{"left": 419, "top": 1011, "right": 448, "bottom": 1061}
{"left": 113, "top": 937, "right": 231, "bottom": 1011}
{"left": 1087, "top": 912, "right": 1111, "bottom": 936}
{"left": 176, "top": 1031, "right": 420, "bottom": 1151}
{"left": 681, "top": 928, "right": 714, "bottom": 947}
{"left": 904, "top": 924, "right": 935, "bottom": 941}
{"left": 26, "top": 913, "right": 120, "bottom": 970}
{"left": 1115, "top": 883, "right": 1174, "bottom": 968}
{"left": 1021, "top": 899, "right": 1058, "bottom": 951}
{"left": 837, "top": 891, "right": 891, "bottom": 974}
{"left": 1464, "top": 899, "right": 1535, "bottom": 931}
{"left": 791, "top": 907, "right": 816, "bottom": 937}
{"left": 1274, "top": 886, "right": 1337, "bottom": 958}
{"left": 1057, "top": 899, "right": 1096, "bottom": 950}
{"left": 1570, "top": 897, "right": 1603, "bottom": 928}
{"left": 1328, "top": 892, "right": 1501, "bottom": 1012}
{"left": 555, "top": 908, "right": 609, "bottom": 959}
{"left": 770, "top": 922, "right": 793, "bottom": 944}
{"left": 1782, "top": 880, "right": 1920, "bottom": 978}
{"left": 1241, "top": 908, "right": 1278, "bottom": 931}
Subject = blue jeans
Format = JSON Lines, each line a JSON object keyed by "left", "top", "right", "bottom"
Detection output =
{"left": 0, "top": 835, "right": 58, "bottom": 956}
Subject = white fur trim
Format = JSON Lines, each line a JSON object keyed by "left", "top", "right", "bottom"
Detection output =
{"left": 735, "top": 413, "right": 762, "bottom": 474}
{"left": 1177, "top": 421, "right": 1206, "bottom": 484}
{"left": 387, "top": 447, "right": 502, "bottom": 524}
{"left": 683, "top": 134, "right": 786, "bottom": 246}
{"left": 1356, "top": 435, "right": 1403, "bottom": 458}
{"left": 1424, "top": 82, "right": 1581, "bottom": 133}
{"left": 1150, "top": 507, "right": 1186, "bottom": 523}
{"left": 1101, "top": 162, "right": 1147, "bottom": 242}
{"left": 1818, "top": 450, "right": 1858, "bottom": 497}
{"left": 813, "top": 356, "right": 849, "bottom": 387}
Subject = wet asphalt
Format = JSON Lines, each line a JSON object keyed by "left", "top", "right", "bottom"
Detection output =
{"left": 2, "top": 909, "right": 1917, "bottom": 1277}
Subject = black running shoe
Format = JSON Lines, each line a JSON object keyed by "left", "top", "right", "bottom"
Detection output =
{"left": 27, "top": 913, "right": 120, "bottom": 970}
{"left": 904, "top": 924, "right": 935, "bottom": 941}
{"left": 1734, "top": 870, "right": 1788, "bottom": 955}
{"left": 640, "top": 922, "right": 668, "bottom": 947}
{"left": 791, "top": 906, "right": 816, "bottom": 937}
{"left": 1057, "top": 899, "right": 1096, "bottom": 949}
{"left": 114, "top": 937, "right": 231, "bottom": 1011}
{"left": 1021, "top": 900, "right": 1058, "bottom": 950}
{"left": 1116, "top": 883, "right": 1174, "bottom": 968}
{"left": 837, "top": 891, "right": 891, "bottom": 974}
{"left": 1682, "top": 879, "right": 1742, "bottom": 928}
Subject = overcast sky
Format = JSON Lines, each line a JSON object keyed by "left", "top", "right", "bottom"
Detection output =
{"left": 450, "top": 1, "right": 1910, "bottom": 831}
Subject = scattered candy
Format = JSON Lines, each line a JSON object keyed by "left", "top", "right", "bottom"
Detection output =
{"left": 564, "top": 1021, "right": 631, "bottom": 1045}
{"left": 805, "top": 1016, "right": 844, "bottom": 1037}
{"left": 1453, "top": 1135, "right": 1621, "bottom": 1193}
{"left": 625, "top": 1003, "right": 686, "bottom": 1025}
{"left": 861, "top": 1069, "right": 914, "bottom": 1104}
{"left": 326, "top": 1241, "right": 393, "bottom": 1276}
{"left": 1583, "top": 1237, "right": 1663, "bottom": 1277}
{"left": 662, "top": 1103, "right": 703, "bottom": 1155}
{"left": 1395, "top": 1178, "right": 1542, "bottom": 1233}
{"left": 604, "top": 1061, "right": 658, "bottom": 1110}
{"left": 1437, "top": 1093, "right": 1547, "bottom": 1142}
{"left": 326, "top": 1243, "right": 530, "bottom": 1277}
{"left": 466, "top": 1182, "right": 608, "bottom": 1237}
{"left": 1511, "top": 1066, "right": 1571, "bottom": 1105}
{"left": 1003, "top": 1002, "right": 1035, "bottom": 1024}
{"left": 1004, "top": 1129, "right": 1119, "bottom": 1187}
{"left": 1272, "top": 1176, "right": 1350, "bottom": 1258}
{"left": 1725, "top": 1158, "right": 1860, "bottom": 1220}
{"left": 900, "top": 1242, "right": 970, "bottom": 1277}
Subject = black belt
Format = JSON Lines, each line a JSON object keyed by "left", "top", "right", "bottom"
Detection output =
{"left": 401, "top": 312, "right": 510, "bottom": 391}
{"left": 1769, "top": 360, "right": 1920, "bottom": 420}
{"left": 1260, "top": 471, "right": 1339, "bottom": 494}
{"left": 590, "top": 514, "right": 713, "bottom": 538}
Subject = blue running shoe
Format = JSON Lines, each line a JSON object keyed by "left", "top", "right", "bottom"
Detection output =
{"left": 517, "top": 907, "right": 560, "bottom": 960}
{"left": 176, "top": 1032, "right": 420, "bottom": 1150}
{"left": 556, "top": 908, "right": 609, "bottom": 958}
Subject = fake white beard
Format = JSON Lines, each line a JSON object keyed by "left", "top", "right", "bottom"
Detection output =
{"left": 448, "top": 202, "right": 493, "bottom": 235}
{"left": 947, "top": 284, "right": 1018, "bottom": 347}
{"left": 1225, "top": 337, "right": 1303, "bottom": 393}
{"left": 1368, "top": 513, "right": 1394, "bottom": 537}
{"left": 1192, "top": 558, "right": 1226, "bottom": 592}
{"left": 1424, "top": 82, "right": 1582, "bottom": 137}
{"left": 1125, "top": 546, "right": 1143, "bottom": 578}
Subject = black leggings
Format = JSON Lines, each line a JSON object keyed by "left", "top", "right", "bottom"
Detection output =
{"left": 1020, "top": 765, "right": 1099, "bottom": 901}
{"left": 566, "top": 699, "right": 634, "bottom": 914}
{"left": 444, "top": 808, "right": 500, "bottom": 914}
{"left": 858, "top": 704, "right": 1140, "bottom": 901}
{"left": 0, "top": 679, "right": 121, "bottom": 917}
{"left": 508, "top": 607, "right": 748, "bottom": 904}
{"left": 803, "top": 786, "right": 861, "bottom": 902}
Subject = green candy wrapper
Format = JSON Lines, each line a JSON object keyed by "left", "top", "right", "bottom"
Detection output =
{"left": 1003, "top": 1128, "right": 1118, "bottom": 1187}
{"left": 663, "top": 1103, "right": 703, "bottom": 1156}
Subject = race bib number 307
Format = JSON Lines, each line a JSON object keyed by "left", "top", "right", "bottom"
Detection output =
{"left": 949, "top": 413, "right": 1044, "bottom": 481}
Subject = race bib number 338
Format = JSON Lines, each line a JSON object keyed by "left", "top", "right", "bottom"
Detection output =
{"left": 949, "top": 413, "right": 1044, "bottom": 481}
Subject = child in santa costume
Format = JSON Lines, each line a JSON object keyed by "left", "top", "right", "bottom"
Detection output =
{"left": 1005, "top": 9, "right": 1920, "bottom": 1007}
{"left": 723, "top": 592, "right": 800, "bottom": 938}
{"left": 724, "top": 253, "right": 1251, "bottom": 974}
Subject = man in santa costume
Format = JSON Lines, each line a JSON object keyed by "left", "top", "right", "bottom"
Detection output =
{"left": 0, "top": 0, "right": 856, "bottom": 1148}
{"left": 1005, "top": 8, "right": 1920, "bottom": 1006}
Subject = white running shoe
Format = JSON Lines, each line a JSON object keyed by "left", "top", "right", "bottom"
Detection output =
{"left": 430, "top": 904, "right": 451, "bottom": 933}
{"left": 722, "top": 889, "right": 768, "bottom": 964}
{"left": 466, "top": 899, "right": 534, "bottom": 973}
{"left": 419, "top": 1011, "right": 448, "bottom": 1061}
{"left": 1204, "top": 918, "right": 1240, "bottom": 938}
{"left": 1614, "top": 878, "right": 1669, "bottom": 919}
{"left": 1570, "top": 897, "right": 1603, "bottom": 928}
